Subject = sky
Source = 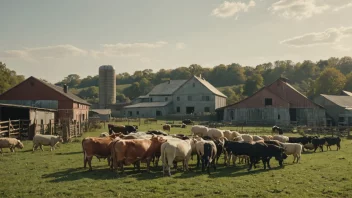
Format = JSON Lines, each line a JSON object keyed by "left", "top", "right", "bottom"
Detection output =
{"left": 1, "top": 0, "right": 352, "bottom": 83}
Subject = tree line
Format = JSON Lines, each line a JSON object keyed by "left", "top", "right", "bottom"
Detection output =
{"left": 1, "top": 56, "right": 352, "bottom": 105}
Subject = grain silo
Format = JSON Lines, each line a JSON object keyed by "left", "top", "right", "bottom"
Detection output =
{"left": 99, "top": 65, "right": 116, "bottom": 109}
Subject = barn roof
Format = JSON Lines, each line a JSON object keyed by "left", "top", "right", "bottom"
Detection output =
{"left": 34, "top": 77, "right": 91, "bottom": 105}
{"left": 320, "top": 95, "right": 352, "bottom": 108}
{"left": 124, "top": 101, "right": 170, "bottom": 108}
{"left": 148, "top": 80, "right": 187, "bottom": 96}
{"left": 221, "top": 77, "right": 323, "bottom": 109}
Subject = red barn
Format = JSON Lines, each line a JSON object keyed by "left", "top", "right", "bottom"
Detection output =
{"left": 222, "top": 77, "right": 326, "bottom": 126}
{"left": 0, "top": 76, "right": 90, "bottom": 122}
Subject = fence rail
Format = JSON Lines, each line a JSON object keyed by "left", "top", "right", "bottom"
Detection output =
{"left": 0, "top": 119, "right": 30, "bottom": 139}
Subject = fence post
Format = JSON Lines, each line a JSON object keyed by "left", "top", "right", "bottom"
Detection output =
{"left": 8, "top": 119, "right": 11, "bottom": 137}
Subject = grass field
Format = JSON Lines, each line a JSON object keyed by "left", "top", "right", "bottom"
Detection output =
{"left": 1, "top": 123, "right": 351, "bottom": 198}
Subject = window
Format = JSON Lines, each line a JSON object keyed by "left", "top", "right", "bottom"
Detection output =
{"left": 128, "top": 111, "right": 132, "bottom": 117}
{"left": 176, "top": 107, "right": 180, "bottom": 113}
{"left": 150, "top": 98, "right": 153, "bottom": 102}
{"left": 278, "top": 114, "right": 280, "bottom": 120}
{"left": 165, "top": 97, "right": 168, "bottom": 101}
{"left": 177, "top": 96, "right": 180, "bottom": 101}
{"left": 188, "top": 96, "right": 192, "bottom": 101}
{"left": 265, "top": 98, "right": 273, "bottom": 106}
{"left": 205, "top": 96, "right": 210, "bottom": 101}
{"left": 230, "top": 110, "right": 234, "bottom": 120}
{"left": 204, "top": 107, "right": 210, "bottom": 112}
{"left": 136, "top": 111, "right": 139, "bottom": 115}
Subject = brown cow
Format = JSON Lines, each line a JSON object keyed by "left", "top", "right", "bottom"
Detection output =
{"left": 111, "top": 135, "right": 166, "bottom": 174}
{"left": 162, "top": 124, "right": 171, "bottom": 132}
{"left": 82, "top": 133, "right": 120, "bottom": 171}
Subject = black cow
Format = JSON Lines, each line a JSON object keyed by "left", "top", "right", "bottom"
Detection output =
{"left": 196, "top": 136, "right": 224, "bottom": 166}
{"left": 108, "top": 124, "right": 138, "bottom": 135}
{"left": 272, "top": 126, "right": 283, "bottom": 135}
{"left": 224, "top": 141, "right": 287, "bottom": 171}
{"left": 312, "top": 137, "right": 326, "bottom": 152}
{"left": 325, "top": 137, "right": 341, "bottom": 151}
{"left": 202, "top": 142, "right": 217, "bottom": 174}
{"left": 182, "top": 119, "right": 193, "bottom": 125}
{"left": 146, "top": 130, "right": 168, "bottom": 136}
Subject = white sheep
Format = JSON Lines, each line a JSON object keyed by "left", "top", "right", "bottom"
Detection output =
{"left": 0, "top": 138, "right": 24, "bottom": 154}
{"left": 99, "top": 132, "right": 109, "bottom": 137}
{"left": 252, "top": 135, "right": 263, "bottom": 142}
{"left": 260, "top": 135, "right": 273, "bottom": 141}
{"left": 32, "top": 134, "right": 63, "bottom": 152}
{"left": 223, "top": 130, "right": 233, "bottom": 140}
{"left": 232, "top": 131, "right": 241, "bottom": 138}
{"left": 206, "top": 128, "right": 224, "bottom": 140}
{"left": 191, "top": 125, "right": 209, "bottom": 137}
{"left": 281, "top": 143, "right": 303, "bottom": 163}
{"left": 240, "top": 134, "right": 253, "bottom": 143}
{"left": 273, "top": 135, "right": 289, "bottom": 143}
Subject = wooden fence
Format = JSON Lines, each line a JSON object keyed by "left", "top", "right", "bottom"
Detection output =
{"left": 0, "top": 119, "right": 30, "bottom": 139}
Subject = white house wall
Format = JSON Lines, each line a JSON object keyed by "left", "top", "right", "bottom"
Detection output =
{"left": 172, "top": 78, "right": 225, "bottom": 114}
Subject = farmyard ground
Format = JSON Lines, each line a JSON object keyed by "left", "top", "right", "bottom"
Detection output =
{"left": 0, "top": 122, "right": 351, "bottom": 198}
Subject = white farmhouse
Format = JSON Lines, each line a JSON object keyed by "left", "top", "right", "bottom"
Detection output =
{"left": 123, "top": 75, "right": 227, "bottom": 117}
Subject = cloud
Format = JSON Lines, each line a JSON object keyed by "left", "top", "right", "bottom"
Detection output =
{"left": 280, "top": 26, "right": 352, "bottom": 48}
{"left": 333, "top": 2, "right": 352, "bottom": 11}
{"left": 93, "top": 41, "right": 168, "bottom": 58}
{"left": 176, "top": 42, "right": 186, "bottom": 50}
{"left": 269, "top": 0, "right": 330, "bottom": 20}
{"left": 1, "top": 45, "right": 87, "bottom": 61}
{"left": 1, "top": 42, "right": 169, "bottom": 61}
{"left": 211, "top": 0, "right": 256, "bottom": 18}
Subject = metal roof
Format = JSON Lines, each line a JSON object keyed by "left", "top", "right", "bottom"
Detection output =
{"left": 148, "top": 80, "right": 187, "bottom": 96}
{"left": 341, "top": 90, "right": 352, "bottom": 96}
{"left": 33, "top": 77, "right": 91, "bottom": 106}
{"left": 124, "top": 101, "right": 171, "bottom": 108}
{"left": 90, "top": 109, "right": 111, "bottom": 115}
{"left": 193, "top": 76, "right": 227, "bottom": 98}
{"left": 321, "top": 95, "right": 352, "bottom": 108}
{"left": 0, "top": 103, "right": 57, "bottom": 112}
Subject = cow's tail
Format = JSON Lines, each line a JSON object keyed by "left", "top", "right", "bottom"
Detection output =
{"left": 82, "top": 138, "right": 87, "bottom": 165}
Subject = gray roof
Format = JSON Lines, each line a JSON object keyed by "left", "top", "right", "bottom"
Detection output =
{"left": 341, "top": 90, "right": 352, "bottom": 96}
{"left": 90, "top": 109, "right": 111, "bottom": 115}
{"left": 321, "top": 94, "right": 352, "bottom": 108}
{"left": 34, "top": 77, "right": 91, "bottom": 105}
{"left": 148, "top": 80, "right": 187, "bottom": 96}
{"left": 124, "top": 101, "right": 170, "bottom": 108}
{"left": 0, "top": 103, "right": 57, "bottom": 112}
{"left": 138, "top": 95, "right": 150, "bottom": 99}
{"left": 194, "top": 76, "right": 227, "bottom": 98}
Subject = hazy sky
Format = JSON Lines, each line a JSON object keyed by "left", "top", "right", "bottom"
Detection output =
{"left": 1, "top": 0, "right": 352, "bottom": 83}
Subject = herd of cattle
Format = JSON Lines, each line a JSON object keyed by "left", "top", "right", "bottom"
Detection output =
{"left": 82, "top": 124, "right": 342, "bottom": 176}
{"left": 0, "top": 124, "right": 342, "bottom": 177}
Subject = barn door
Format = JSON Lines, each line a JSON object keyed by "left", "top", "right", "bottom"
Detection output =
{"left": 289, "top": 108, "right": 297, "bottom": 121}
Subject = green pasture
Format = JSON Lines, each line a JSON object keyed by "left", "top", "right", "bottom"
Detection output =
{"left": 0, "top": 122, "right": 351, "bottom": 198}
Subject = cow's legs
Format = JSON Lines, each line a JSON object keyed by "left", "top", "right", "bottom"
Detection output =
{"left": 40, "top": 144, "right": 44, "bottom": 151}
{"left": 87, "top": 156, "right": 93, "bottom": 171}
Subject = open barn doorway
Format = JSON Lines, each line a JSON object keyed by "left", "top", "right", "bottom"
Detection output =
{"left": 289, "top": 108, "right": 297, "bottom": 121}
{"left": 186, "top": 107, "right": 195, "bottom": 114}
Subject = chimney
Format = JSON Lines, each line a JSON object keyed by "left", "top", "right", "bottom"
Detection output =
{"left": 63, "top": 84, "right": 68, "bottom": 93}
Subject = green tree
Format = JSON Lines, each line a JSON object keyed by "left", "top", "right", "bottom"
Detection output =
{"left": 0, "top": 62, "right": 25, "bottom": 94}
{"left": 344, "top": 72, "right": 352, "bottom": 91}
{"left": 243, "top": 74, "right": 264, "bottom": 96}
{"left": 314, "top": 68, "right": 346, "bottom": 96}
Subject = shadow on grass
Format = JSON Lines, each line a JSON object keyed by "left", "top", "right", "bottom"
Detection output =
{"left": 41, "top": 165, "right": 166, "bottom": 182}
{"left": 55, "top": 151, "right": 82, "bottom": 155}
